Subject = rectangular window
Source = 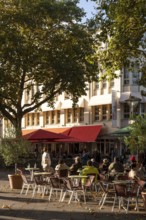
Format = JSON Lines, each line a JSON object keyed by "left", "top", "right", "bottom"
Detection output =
{"left": 141, "top": 103, "right": 145, "bottom": 117}
{"left": 123, "top": 103, "right": 130, "bottom": 119}
{"left": 36, "top": 113, "right": 40, "bottom": 125}
{"left": 124, "top": 67, "right": 130, "bottom": 85}
{"left": 67, "top": 109, "right": 72, "bottom": 123}
{"left": 132, "top": 64, "right": 139, "bottom": 85}
{"left": 102, "top": 80, "right": 107, "bottom": 89}
{"left": 73, "top": 108, "right": 78, "bottom": 122}
{"left": 102, "top": 105, "right": 107, "bottom": 120}
{"left": 94, "top": 106, "right": 100, "bottom": 121}
{"left": 32, "top": 114, "right": 35, "bottom": 125}
{"left": 79, "top": 108, "right": 84, "bottom": 122}
{"left": 110, "top": 105, "right": 112, "bottom": 119}
{"left": 45, "top": 111, "right": 49, "bottom": 124}
{"left": 51, "top": 111, "right": 55, "bottom": 124}
{"left": 57, "top": 111, "right": 60, "bottom": 123}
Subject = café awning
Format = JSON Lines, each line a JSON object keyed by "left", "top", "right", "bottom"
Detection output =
{"left": 64, "top": 125, "right": 102, "bottom": 142}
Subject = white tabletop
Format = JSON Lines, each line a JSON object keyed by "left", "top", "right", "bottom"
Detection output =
{"left": 34, "top": 172, "right": 52, "bottom": 176}
{"left": 25, "top": 167, "right": 39, "bottom": 171}
{"left": 68, "top": 175, "right": 87, "bottom": 178}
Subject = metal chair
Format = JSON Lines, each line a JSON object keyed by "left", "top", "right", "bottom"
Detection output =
{"left": 48, "top": 176, "right": 64, "bottom": 202}
{"left": 32, "top": 174, "right": 49, "bottom": 198}
{"left": 20, "top": 174, "right": 35, "bottom": 196}
{"left": 112, "top": 182, "right": 140, "bottom": 213}
{"left": 61, "top": 177, "right": 86, "bottom": 204}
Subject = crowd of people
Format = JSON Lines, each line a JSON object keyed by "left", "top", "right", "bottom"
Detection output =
{"left": 41, "top": 147, "right": 146, "bottom": 186}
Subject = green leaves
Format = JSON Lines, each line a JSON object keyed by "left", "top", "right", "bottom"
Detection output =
{"left": 124, "top": 114, "right": 146, "bottom": 154}
{"left": 0, "top": 0, "right": 98, "bottom": 134}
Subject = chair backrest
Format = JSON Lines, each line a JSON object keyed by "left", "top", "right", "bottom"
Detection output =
{"left": 114, "top": 184, "right": 127, "bottom": 197}
{"left": 116, "top": 174, "right": 129, "bottom": 180}
{"left": 58, "top": 169, "right": 68, "bottom": 177}
{"left": 85, "top": 175, "right": 95, "bottom": 187}
{"left": 33, "top": 175, "right": 44, "bottom": 185}
{"left": 21, "top": 174, "right": 28, "bottom": 184}
{"left": 63, "top": 178, "right": 73, "bottom": 190}
{"left": 49, "top": 177, "right": 61, "bottom": 188}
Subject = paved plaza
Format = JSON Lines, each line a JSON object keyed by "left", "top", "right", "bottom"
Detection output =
{"left": 0, "top": 168, "right": 146, "bottom": 220}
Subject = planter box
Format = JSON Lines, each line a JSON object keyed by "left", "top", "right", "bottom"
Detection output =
{"left": 8, "top": 174, "right": 23, "bottom": 189}
{"left": 141, "top": 192, "right": 146, "bottom": 211}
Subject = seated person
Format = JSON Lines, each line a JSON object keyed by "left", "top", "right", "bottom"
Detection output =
{"left": 108, "top": 157, "right": 124, "bottom": 177}
{"left": 81, "top": 160, "right": 99, "bottom": 185}
{"left": 129, "top": 163, "right": 146, "bottom": 182}
{"left": 55, "top": 158, "right": 69, "bottom": 177}
{"left": 99, "top": 158, "right": 109, "bottom": 174}
{"left": 69, "top": 156, "right": 82, "bottom": 175}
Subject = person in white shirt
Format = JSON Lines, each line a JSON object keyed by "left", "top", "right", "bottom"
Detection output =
{"left": 41, "top": 147, "right": 51, "bottom": 172}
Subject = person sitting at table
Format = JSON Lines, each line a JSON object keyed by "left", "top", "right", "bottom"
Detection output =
{"left": 99, "top": 158, "right": 109, "bottom": 174}
{"left": 81, "top": 159, "right": 99, "bottom": 185}
{"left": 41, "top": 146, "right": 52, "bottom": 172}
{"left": 55, "top": 158, "right": 69, "bottom": 177}
{"left": 129, "top": 163, "right": 146, "bottom": 182}
{"left": 108, "top": 157, "right": 124, "bottom": 179}
{"left": 69, "top": 156, "right": 82, "bottom": 175}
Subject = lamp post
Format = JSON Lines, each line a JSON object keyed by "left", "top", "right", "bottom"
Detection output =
{"left": 0, "top": 114, "right": 3, "bottom": 145}
{"left": 125, "top": 94, "right": 141, "bottom": 118}
{"left": 125, "top": 94, "right": 141, "bottom": 162}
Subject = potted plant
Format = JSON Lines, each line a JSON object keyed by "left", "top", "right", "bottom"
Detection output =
{"left": 0, "top": 129, "right": 30, "bottom": 189}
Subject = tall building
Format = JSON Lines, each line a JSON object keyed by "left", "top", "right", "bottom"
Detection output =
{"left": 19, "top": 66, "right": 145, "bottom": 158}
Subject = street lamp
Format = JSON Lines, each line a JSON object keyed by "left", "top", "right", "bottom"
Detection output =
{"left": 0, "top": 114, "right": 3, "bottom": 145}
{"left": 125, "top": 95, "right": 141, "bottom": 162}
{"left": 125, "top": 94, "right": 141, "bottom": 117}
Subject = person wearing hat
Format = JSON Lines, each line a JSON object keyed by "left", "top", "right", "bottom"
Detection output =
{"left": 99, "top": 158, "right": 109, "bottom": 174}
{"left": 69, "top": 156, "right": 82, "bottom": 175}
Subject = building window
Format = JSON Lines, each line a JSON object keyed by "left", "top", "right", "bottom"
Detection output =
{"left": 79, "top": 108, "right": 84, "bottom": 122}
{"left": 109, "top": 105, "right": 112, "bottom": 119}
{"left": 123, "top": 67, "right": 130, "bottom": 85}
{"left": 67, "top": 109, "right": 72, "bottom": 123}
{"left": 50, "top": 111, "right": 55, "bottom": 124}
{"left": 102, "top": 105, "right": 107, "bottom": 120}
{"left": 109, "top": 80, "right": 114, "bottom": 88}
{"left": 26, "top": 114, "right": 30, "bottom": 126}
{"left": 45, "top": 111, "right": 49, "bottom": 124}
{"left": 102, "top": 80, "right": 107, "bottom": 89}
{"left": 141, "top": 103, "right": 145, "bottom": 117}
{"left": 123, "top": 103, "right": 130, "bottom": 119}
{"left": 73, "top": 108, "right": 78, "bottom": 122}
{"left": 132, "top": 65, "right": 139, "bottom": 85}
{"left": 57, "top": 111, "right": 60, "bottom": 123}
{"left": 94, "top": 106, "right": 100, "bottom": 121}
{"left": 32, "top": 114, "right": 35, "bottom": 125}
{"left": 36, "top": 113, "right": 40, "bottom": 125}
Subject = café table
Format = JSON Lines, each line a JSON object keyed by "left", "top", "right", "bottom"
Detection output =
{"left": 68, "top": 175, "right": 87, "bottom": 187}
{"left": 25, "top": 167, "right": 40, "bottom": 181}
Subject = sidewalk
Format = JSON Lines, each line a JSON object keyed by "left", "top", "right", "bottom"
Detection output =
{"left": 0, "top": 168, "right": 146, "bottom": 220}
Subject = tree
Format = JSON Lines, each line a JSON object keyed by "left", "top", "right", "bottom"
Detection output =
{"left": 124, "top": 115, "right": 146, "bottom": 159}
{"left": 0, "top": 0, "right": 98, "bottom": 136}
{"left": 91, "top": 0, "right": 146, "bottom": 79}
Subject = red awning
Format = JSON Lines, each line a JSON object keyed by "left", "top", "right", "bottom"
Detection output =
{"left": 23, "top": 129, "right": 68, "bottom": 141}
{"left": 66, "top": 125, "right": 102, "bottom": 142}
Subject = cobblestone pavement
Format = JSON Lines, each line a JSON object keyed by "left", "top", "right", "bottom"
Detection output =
{"left": 0, "top": 168, "right": 146, "bottom": 220}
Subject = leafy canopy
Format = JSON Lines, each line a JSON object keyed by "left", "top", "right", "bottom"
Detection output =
{"left": 91, "top": 0, "right": 146, "bottom": 79}
{"left": 124, "top": 115, "right": 146, "bottom": 154}
{"left": 0, "top": 0, "right": 98, "bottom": 134}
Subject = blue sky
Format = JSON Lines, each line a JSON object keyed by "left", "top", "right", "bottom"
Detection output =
{"left": 78, "top": 0, "right": 96, "bottom": 19}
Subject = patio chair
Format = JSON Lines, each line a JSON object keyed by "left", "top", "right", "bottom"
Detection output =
{"left": 48, "top": 176, "right": 64, "bottom": 202}
{"left": 112, "top": 182, "right": 140, "bottom": 213}
{"left": 61, "top": 177, "right": 86, "bottom": 204}
{"left": 20, "top": 174, "right": 35, "bottom": 196}
{"left": 32, "top": 174, "right": 50, "bottom": 198}
{"left": 98, "top": 180, "right": 115, "bottom": 209}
